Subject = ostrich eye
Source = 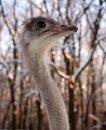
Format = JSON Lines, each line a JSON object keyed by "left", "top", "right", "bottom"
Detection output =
{"left": 37, "top": 21, "right": 46, "bottom": 28}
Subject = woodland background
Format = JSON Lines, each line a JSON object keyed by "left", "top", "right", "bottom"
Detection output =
{"left": 0, "top": 0, "right": 106, "bottom": 130}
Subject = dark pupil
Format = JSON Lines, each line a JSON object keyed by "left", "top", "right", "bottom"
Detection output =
{"left": 37, "top": 21, "right": 46, "bottom": 28}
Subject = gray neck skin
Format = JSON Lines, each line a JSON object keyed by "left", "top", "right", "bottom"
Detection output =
{"left": 23, "top": 45, "right": 69, "bottom": 130}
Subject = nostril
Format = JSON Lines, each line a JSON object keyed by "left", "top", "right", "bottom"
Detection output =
{"left": 61, "top": 25, "right": 66, "bottom": 27}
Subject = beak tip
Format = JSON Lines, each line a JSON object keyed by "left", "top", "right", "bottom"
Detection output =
{"left": 75, "top": 27, "right": 78, "bottom": 32}
{"left": 70, "top": 25, "right": 78, "bottom": 32}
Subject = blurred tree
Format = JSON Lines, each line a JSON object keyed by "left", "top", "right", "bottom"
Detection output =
{"left": 0, "top": 0, "right": 106, "bottom": 130}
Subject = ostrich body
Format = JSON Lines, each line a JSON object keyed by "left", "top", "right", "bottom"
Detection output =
{"left": 21, "top": 17, "right": 78, "bottom": 130}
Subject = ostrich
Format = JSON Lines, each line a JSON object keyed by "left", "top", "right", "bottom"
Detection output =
{"left": 20, "top": 16, "right": 78, "bottom": 130}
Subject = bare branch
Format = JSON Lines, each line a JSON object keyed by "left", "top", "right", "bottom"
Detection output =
{"left": 73, "top": 45, "right": 97, "bottom": 81}
{"left": 49, "top": 62, "right": 75, "bottom": 85}
{"left": 49, "top": 62, "right": 70, "bottom": 80}
{"left": 98, "top": 43, "right": 106, "bottom": 56}
{"left": 43, "top": 0, "right": 49, "bottom": 13}
{"left": 13, "top": 0, "right": 17, "bottom": 33}
{"left": 0, "top": 60, "right": 9, "bottom": 70}
{"left": 74, "top": 0, "right": 94, "bottom": 24}
{"left": 30, "top": 0, "right": 48, "bottom": 15}
{"left": 0, "top": 0, "right": 16, "bottom": 45}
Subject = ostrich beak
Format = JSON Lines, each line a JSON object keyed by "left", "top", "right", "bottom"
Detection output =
{"left": 60, "top": 24, "right": 78, "bottom": 32}
{"left": 46, "top": 24, "right": 78, "bottom": 39}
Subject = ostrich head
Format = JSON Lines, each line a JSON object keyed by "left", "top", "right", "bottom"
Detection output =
{"left": 22, "top": 17, "right": 78, "bottom": 56}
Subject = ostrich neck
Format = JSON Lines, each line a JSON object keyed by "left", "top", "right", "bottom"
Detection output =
{"left": 25, "top": 49, "right": 69, "bottom": 130}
